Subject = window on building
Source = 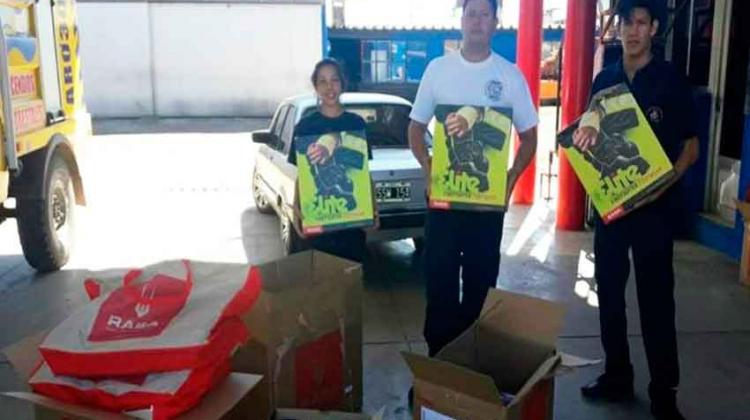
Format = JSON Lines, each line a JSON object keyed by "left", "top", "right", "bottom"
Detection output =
{"left": 362, "top": 40, "right": 427, "bottom": 83}
{"left": 406, "top": 41, "right": 427, "bottom": 82}
{"left": 362, "top": 41, "right": 389, "bottom": 83}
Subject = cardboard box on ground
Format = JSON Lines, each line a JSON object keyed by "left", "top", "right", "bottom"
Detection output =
{"left": 403, "top": 289, "right": 598, "bottom": 420}
{"left": 1, "top": 251, "right": 364, "bottom": 419}
{"left": 232, "top": 251, "right": 363, "bottom": 417}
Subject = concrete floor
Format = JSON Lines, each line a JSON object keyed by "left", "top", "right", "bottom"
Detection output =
{"left": 0, "top": 116, "right": 749, "bottom": 419}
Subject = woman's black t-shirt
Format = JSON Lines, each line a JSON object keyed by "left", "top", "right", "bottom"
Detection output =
{"left": 288, "top": 110, "right": 372, "bottom": 164}
{"left": 289, "top": 110, "right": 372, "bottom": 263}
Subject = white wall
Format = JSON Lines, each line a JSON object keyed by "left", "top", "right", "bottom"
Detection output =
{"left": 78, "top": 2, "right": 323, "bottom": 118}
{"left": 151, "top": 3, "right": 322, "bottom": 117}
{"left": 78, "top": 3, "right": 154, "bottom": 117}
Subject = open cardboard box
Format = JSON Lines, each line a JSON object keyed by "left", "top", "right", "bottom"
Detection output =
{"left": 403, "top": 289, "right": 597, "bottom": 420}
{"left": 1, "top": 331, "right": 264, "bottom": 419}
{"left": 233, "top": 251, "right": 363, "bottom": 417}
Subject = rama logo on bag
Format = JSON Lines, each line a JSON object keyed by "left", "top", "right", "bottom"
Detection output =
{"left": 134, "top": 283, "right": 155, "bottom": 319}
{"left": 89, "top": 273, "right": 191, "bottom": 342}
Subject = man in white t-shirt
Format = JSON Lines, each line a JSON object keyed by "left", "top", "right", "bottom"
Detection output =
{"left": 408, "top": 0, "right": 539, "bottom": 357}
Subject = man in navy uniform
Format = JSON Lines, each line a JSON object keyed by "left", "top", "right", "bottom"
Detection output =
{"left": 573, "top": 1, "right": 699, "bottom": 419}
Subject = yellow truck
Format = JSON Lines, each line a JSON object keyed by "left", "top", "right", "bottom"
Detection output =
{"left": 0, "top": 0, "right": 88, "bottom": 271}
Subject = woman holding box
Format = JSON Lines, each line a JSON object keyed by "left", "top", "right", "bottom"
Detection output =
{"left": 287, "top": 58, "right": 379, "bottom": 263}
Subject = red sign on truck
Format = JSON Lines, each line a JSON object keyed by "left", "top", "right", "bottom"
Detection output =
{"left": 13, "top": 100, "right": 46, "bottom": 136}
{"left": 10, "top": 72, "right": 37, "bottom": 99}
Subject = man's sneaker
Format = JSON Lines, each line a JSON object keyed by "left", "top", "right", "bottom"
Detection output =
{"left": 580, "top": 374, "right": 635, "bottom": 402}
{"left": 651, "top": 399, "right": 686, "bottom": 420}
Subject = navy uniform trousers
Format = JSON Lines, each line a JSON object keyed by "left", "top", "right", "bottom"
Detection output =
{"left": 423, "top": 208, "right": 504, "bottom": 356}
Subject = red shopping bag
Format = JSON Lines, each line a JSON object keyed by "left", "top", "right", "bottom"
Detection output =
{"left": 88, "top": 265, "right": 193, "bottom": 342}
{"left": 29, "top": 354, "right": 231, "bottom": 420}
{"left": 40, "top": 261, "right": 262, "bottom": 378}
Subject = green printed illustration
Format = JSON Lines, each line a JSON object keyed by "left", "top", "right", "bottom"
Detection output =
{"left": 557, "top": 83, "right": 675, "bottom": 223}
{"left": 296, "top": 130, "right": 374, "bottom": 234}
{"left": 430, "top": 105, "right": 513, "bottom": 211}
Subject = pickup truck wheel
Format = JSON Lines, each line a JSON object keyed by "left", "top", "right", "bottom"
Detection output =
{"left": 280, "top": 212, "right": 306, "bottom": 255}
{"left": 252, "top": 170, "right": 274, "bottom": 214}
{"left": 17, "top": 153, "right": 75, "bottom": 272}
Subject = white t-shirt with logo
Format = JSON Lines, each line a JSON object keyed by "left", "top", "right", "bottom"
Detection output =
{"left": 410, "top": 51, "right": 539, "bottom": 133}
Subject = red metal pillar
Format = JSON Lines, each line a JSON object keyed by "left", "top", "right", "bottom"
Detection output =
{"left": 556, "top": 0, "right": 596, "bottom": 230}
{"left": 511, "top": 0, "right": 543, "bottom": 205}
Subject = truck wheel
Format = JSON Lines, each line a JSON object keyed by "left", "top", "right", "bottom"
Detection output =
{"left": 280, "top": 211, "right": 306, "bottom": 255}
{"left": 17, "top": 153, "right": 75, "bottom": 272}
{"left": 252, "top": 170, "right": 274, "bottom": 214}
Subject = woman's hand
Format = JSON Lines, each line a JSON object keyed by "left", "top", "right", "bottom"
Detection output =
{"left": 307, "top": 143, "right": 332, "bottom": 165}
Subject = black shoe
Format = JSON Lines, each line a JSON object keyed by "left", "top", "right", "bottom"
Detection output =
{"left": 651, "top": 399, "right": 686, "bottom": 420}
{"left": 581, "top": 374, "right": 634, "bottom": 402}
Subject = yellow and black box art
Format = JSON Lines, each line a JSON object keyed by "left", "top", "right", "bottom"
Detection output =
{"left": 430, "top": 105, "right": 513, "bottom": 212}
{"left": 558, "top": 83, "right": 675, "bottom": 223}
{"left": 295, "top": 130, "right": 374, "bottom": 234}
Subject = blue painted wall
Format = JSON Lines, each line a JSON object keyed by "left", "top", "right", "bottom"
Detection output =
{"left": 739, "top": 114, "right": 750, "bottom": 210}
{"left": 329, "top": 28, "right": 565, "bottom": 84}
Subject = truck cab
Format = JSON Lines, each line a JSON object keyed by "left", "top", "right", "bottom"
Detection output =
{"left": 0, "top": 0, "right": 89, "bottom": 271}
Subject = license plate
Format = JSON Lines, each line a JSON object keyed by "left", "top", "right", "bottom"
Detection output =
{"left": 376, "top": 182, "right": 412, "bottom": 203}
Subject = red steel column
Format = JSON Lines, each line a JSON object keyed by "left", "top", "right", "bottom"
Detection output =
{"left": 556, "top": 0, "right": 596, "bottom": 230}
{"left": 511, "top": 0, "right": 543, "bottom": 205}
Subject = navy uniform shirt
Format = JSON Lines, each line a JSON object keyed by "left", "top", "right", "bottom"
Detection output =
{"left": 591, "top": 57, "right": 698, "bottom": 163}
{"left": 591, "top": 58, "right": 698, "bottom": 212}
